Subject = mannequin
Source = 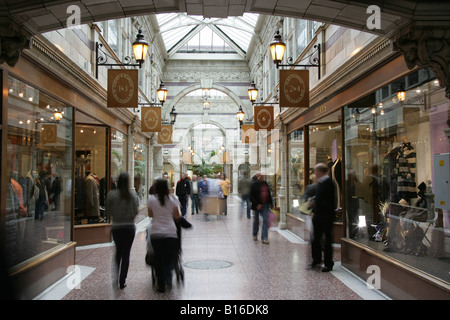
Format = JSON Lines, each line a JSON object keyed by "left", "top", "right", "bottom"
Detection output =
{"left": 85, "top": 172, "right": 100, "bottom": 217}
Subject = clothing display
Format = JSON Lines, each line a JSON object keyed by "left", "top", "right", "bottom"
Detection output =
{"left": 85, "top": 173, "right": 100, "bottom": 217}
{"left": 384, "top": 142, "right": 417, "bottom": 203}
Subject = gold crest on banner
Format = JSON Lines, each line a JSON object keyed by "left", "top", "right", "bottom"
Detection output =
{"left": 158, "top": 125, "right": 173, "bottom": 144}
{"left": 254, "top": 106, "right": 274, "bottom": 131}
{"left": 280, "top": 70, "right": 309, "bottom": 108}
{"left": 107, "top": 69, "right": 138, "bottom": 108}
{"left": 141, "top": 107, "right": 161, "bottom": 132}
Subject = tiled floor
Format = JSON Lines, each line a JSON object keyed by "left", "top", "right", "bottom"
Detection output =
{"left": 39, "top": 196, "right": 388, "bottom": 300}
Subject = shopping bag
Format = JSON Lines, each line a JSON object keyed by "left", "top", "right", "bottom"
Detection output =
{"left": 267, "top": 210, "right": 277, "bottom": 228}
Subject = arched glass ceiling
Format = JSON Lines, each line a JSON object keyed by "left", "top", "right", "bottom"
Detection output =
{"left": 156, "top": 13, "right": 259, "bottom": 55}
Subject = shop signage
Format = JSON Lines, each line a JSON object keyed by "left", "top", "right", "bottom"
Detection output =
{"left": 254, "top": 106, "right": 274, "bottom": 131}
{"left": 241, "top": 124, "right": 256, "bottom": 143}
{"left": 141, "top": 107, "right": 161, "bottom": 132}
{"left": 182, "top": 151, "right": 192, "bottom": 164}
{"left": 158, "top": 125, "right": 173, "bottom": 144}
{"left": 280, "top": 70, "right": 309, "bottom": 108}
{"left": 41, "top": 124, "right": 57, "bottom": 144}
{"left": 107, "top": 69, "right": 138, "bottom": 108}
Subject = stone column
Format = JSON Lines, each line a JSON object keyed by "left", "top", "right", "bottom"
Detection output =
{"left": 391, "top": 23, "right": 450, "bottom": 99}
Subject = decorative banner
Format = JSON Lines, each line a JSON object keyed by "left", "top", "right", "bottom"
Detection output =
{"left": 158, "top": 125, "right": 173, "bottom": 144}
{"left": 141, "top": 107, "right": 161, "bottom": 132}
{"left": 42, "top": 124, "right": 57, "bottom": 144}
{"left": 280, "top": 70, "right": 309, "bottom": 108}
{"left": 241, "top": 124, "right": 256, "bottom": 144}
{"left": 254, "top": 106, "right": 274, "bottom": 131}
{"left": 107, "top": 69, "right": 138, "bottom": 108}
{"left": 219, "top": 151, "right": 231, "bottom": 164}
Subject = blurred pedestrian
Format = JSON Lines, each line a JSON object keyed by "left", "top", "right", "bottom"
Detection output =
{"left": 238, "top": 172, "right": 252, "bottom": 219}
{"left": 190, "top": 175, "right": 200, "bottom": 215}
{"left": 106, "top": 172, "right": 138, "bottom": 289}
{"left": 309, "top": 163, "right": 335, "bottom": 272}
{"left": 250, "top": 172, "right": 273, "bottom": 244}
{"left": 147, "top": 178, "right": 181, "bottom": 293}
{"left": 218, "top": 173, "right": 231, "bottom": 215}
{"left": 176, "top": 173, "right": 190, "bottom": 218}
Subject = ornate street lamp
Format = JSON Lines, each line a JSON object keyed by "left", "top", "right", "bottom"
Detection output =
{"left": 156, "top": 81, "right": 168, "bottom": 105}
{"left": 169, "top": 106, "right": 177, "bottom": 125}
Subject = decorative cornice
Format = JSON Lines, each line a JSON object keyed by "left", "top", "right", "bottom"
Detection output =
{"left": 0, "top": 17, "right": 32, "bottom": 67}
{"left": 391, "top": 23, "right": 450, "bottom": 99}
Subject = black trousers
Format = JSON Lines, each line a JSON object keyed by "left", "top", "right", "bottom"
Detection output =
{"left": 112, "top": 226, "right": 135, "bottom": 286}
{"left": 311, "top": 219, "right": 334, "bottom": 267}
{"left": 151, "top": 237, "right": 179, "bottom": 291}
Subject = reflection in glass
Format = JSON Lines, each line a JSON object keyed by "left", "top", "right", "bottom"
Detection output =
{"left": 6, "top": 76, "right": 73, "bottom": 269}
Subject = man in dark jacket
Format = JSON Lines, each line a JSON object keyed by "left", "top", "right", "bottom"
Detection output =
{"left": 310, "top": 163, "right": 335, "bottom": 272}
{"left": 250, "top": 172, "right": 273, "bottom": 244}
{"left": 176, "top": 173, "right": 190, "bottom": 217}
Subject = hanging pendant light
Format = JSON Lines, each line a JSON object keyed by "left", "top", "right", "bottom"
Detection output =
{"left": 270, "top": 31, "right": 286, "bottom": 66}
{"left": 248, "top": 81, "right": 259, "bottom": 103}
{"left": 132, "top": 29, "right": 149, "bottom": 65}
{"left": 157, "top": 81, "right": 168, "bottom": 105}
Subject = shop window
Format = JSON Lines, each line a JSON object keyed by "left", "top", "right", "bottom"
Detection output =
{"left": 5, "top": 76, "right": 73, "bottom": 269}
{"left": 344, "top": 76, "right": 450, "bottom": 283}
{"left": 134, "top": 140, "right": 148, "bottom": 207}
{"left": 288, "top": 130, "right": 305, "bottom": 214}
{"left": 111, "top": 129, "right": 127, "bottom": 179}
{"left": 75, "top": 125, "right": 109, "bottom": 225}
{"left": 308, "top": 117, "right": 343, "bottom": 221}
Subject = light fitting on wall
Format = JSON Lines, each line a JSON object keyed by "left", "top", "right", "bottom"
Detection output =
{"left": 95, "top": 29, "right": 149, "bottom": 79}
{"left": 396, "top": 86, "right": 406, "bottom": 103}
{"left": 270, "top": 30, "right": 321, "bottom": 80}
{"left": 169, "top": 106, "right": 177, "bottom": 125}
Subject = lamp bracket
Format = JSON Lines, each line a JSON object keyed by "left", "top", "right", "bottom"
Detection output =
{"left": 277, "top": 44, "right": 321, "bottom": 80}
{"left": 95, "top": 42, "right": 141, "bottom": 79}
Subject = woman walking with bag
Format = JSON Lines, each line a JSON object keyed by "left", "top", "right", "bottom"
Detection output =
{"left": 147, "top": 178, "right": 181, "bottom": 293}
{"left": 106, "top": 172, "right": 138, "bottom": 289}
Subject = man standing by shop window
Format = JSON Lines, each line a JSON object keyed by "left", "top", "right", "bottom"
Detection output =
{"left": 309, "top": 163, "right": 335, "bottom": 272}
{"left": 176, "top": 172, "right": 190, "bottom": 218}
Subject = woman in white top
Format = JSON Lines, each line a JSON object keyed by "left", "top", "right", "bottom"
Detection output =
{"left": 147, "top": 178, "right": 181, "bottom": 293}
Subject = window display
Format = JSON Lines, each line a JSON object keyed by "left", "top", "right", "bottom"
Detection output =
{"left": 75, "top": 125, "right": 109, "bottom": 225}
{"left": 344, "top": 71, "right": 450, "bottom": 283}
{"left": 6, "top": 76, "right": 73, "bottom": 269}
{"left": 288, "top": 130, "right": 305, "bottom": 214}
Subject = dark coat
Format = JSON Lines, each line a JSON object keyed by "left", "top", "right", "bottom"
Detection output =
{"left": 176, "top": 178, "right": 190, "bottom": 197}
{"left": 313, "top": 175, "right": 335, "bottom": 223}
{"left": 250, "top": 180, "right": 273, "bottom": 211}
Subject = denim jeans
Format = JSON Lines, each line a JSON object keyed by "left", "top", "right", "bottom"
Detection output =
{"left": 241, "top": 194, "right": 251, "bottom": 218}
{"left": 252, "top": 203, "right": 269, "bottom": 240}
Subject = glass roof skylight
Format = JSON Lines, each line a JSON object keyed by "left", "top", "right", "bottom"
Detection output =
{"left": 156, "top": 13, "right": 259, "bottom": 55}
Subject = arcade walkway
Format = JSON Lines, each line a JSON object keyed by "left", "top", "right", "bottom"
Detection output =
{"left": 34, "top": 196, "right": 389, "bottom": 300}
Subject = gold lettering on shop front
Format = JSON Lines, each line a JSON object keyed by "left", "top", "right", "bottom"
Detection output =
{"left": 314, "top": 104, "right": 327, "bottom": 117}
